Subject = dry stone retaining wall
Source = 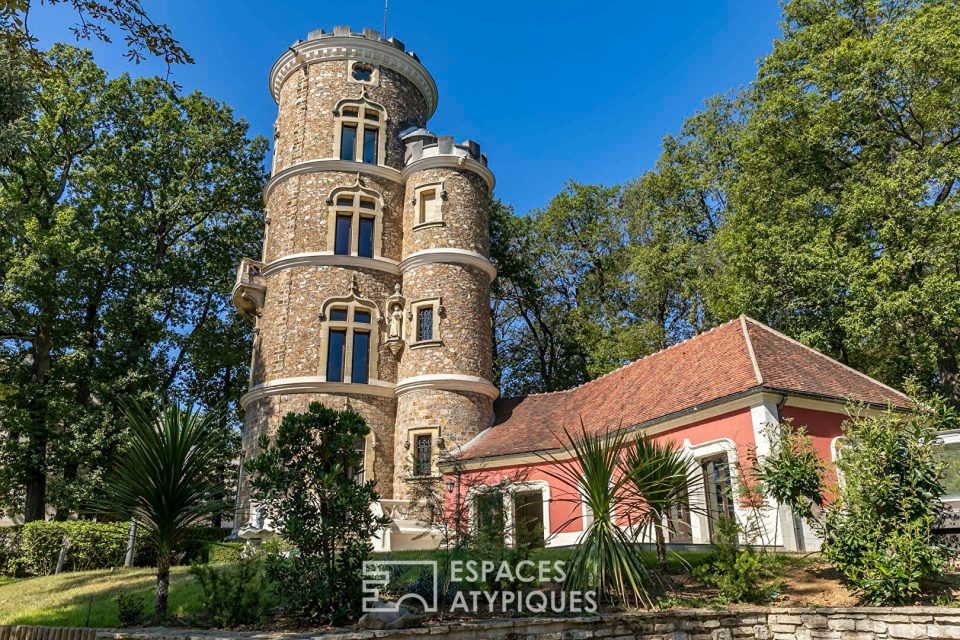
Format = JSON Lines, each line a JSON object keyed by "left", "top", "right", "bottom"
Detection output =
{"left": 13, "top": 608, "right": 960, "bottom": 640}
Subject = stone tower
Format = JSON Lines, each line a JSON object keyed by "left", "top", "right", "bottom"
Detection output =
{"left": 231, "top": 26, "right": 497, "bottom": 549}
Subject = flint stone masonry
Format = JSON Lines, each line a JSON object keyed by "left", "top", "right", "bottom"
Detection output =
{"left": 27, "top": 608, "right": 960, "bottom": 640}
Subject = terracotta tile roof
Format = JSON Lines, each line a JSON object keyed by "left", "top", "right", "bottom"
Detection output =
{"left": 456, "top": 316, "right": 911, "bottom": 462}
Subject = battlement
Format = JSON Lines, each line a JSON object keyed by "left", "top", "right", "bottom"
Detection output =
{"left": 269, "top": 26, "right": 438, "bottom": 117}
{"left": 300, "top": 26, "right": 421, "bottom": 63}
{"left": 403, "top": 134, "right": 489, "bottom": 167}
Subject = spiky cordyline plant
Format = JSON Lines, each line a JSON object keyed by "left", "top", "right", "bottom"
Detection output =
{"left": 100, "top": 399, "right": 228, "bottom": 622}
{"left": 538, "top": 421, "right": 652, "bottom": 608}
{"left": 620, "top": 435, "right": 700, "bottom": 572}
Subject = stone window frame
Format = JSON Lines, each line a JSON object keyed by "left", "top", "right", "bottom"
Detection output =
{"left": 412, "top": 182, "right": 445, "bottom": 230}
{"left": 325, "top": 183, "right": 385, "bottom": 259}
{"left": 347, "top": 60, "right": 380, "bottom": 87}
{"left": 409, "top": 297, "right": 442, "bottom": 348}
{"left": 332, "top": 95, "right": 388, "bottom": 165}
{"left": 407, "top": 426, "right": 441, "bottom": 478}
{"left": 318, "top": 293, "right": 381, "bottom": 385}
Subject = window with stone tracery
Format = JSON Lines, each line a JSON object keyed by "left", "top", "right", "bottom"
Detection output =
{"left": 321, "top": 299, "right": 379, "bottom": 385}
{"left": 326, "top": 188, "right": 383, "bottom": 259}
{"left": 334, "top": 97, "right": 386, "bottom": 165}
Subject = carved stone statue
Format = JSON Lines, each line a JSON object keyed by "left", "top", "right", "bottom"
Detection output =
{"left": 389, "top": 305, "right": 403, "bottom": 339}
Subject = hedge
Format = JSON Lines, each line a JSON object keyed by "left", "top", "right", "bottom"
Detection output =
{"left": 0, "top": 521, "right": 232, "bottom": 576}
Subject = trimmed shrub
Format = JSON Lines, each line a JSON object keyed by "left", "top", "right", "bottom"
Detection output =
{"left": 6, "top": 521, "right": 231, "bottom": 576}
{"left": 20, "top": 521, "right": 128, "bottom": 575}
{"left": 116, "top": 592, "right": 147, "bottom": 627}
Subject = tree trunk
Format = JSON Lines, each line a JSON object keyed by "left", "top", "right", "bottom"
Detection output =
{"left": 24, "top": 322, "right": 53, "bottom": 522}
{"left": 939, "top": 353, "right": 960, "bottom": 410}
{"left": 154, "top": 553, "right": 170, "bottom": 622}
{"left": 655, "top": 522, "right": 667, "bottom": 572}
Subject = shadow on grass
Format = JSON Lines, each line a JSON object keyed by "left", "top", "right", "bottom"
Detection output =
{"left": 0, "top": 567, "right": 203, "bottom": 627}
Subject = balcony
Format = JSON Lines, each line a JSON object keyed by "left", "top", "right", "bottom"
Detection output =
{"left": 232, "top": 258, "right": 266, "bottom": 320}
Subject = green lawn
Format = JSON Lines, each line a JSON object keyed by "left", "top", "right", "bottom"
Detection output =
{"left": 0, "top": 566, "right": 204, "bottom": 627}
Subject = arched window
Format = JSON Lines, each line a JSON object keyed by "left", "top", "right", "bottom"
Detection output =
{"left": 326, "top": 184, "right": 384, "bottom": 259}
{"left": 319, "top": 293, "right": 380, "bottom": 385}
{"left": 333, "top": 96, "right": 387, "bottom": 165}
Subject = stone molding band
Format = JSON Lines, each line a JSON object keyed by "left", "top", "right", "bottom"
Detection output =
{"left": 262, "top": 252, "right": 402, "bottom": 277}
{"left": 241, "top": 374, "right": 499, "bottom": 407}
{"left": 264, "top": 159, "right": 403, "bottom": 203}
{"left": 401, "top": 248, "right": 497, "bottom": 280}
{"left": 241, "top": 376, "right": 396, "bottom": 408}
{"left": 269, "top": 36, "right": 438, "bottom": 116}
{"left": 395, "top": 374, "right": 500, "bottom": 400}
{"left": 402, "top": 155, "right": 496, "bottom": 191}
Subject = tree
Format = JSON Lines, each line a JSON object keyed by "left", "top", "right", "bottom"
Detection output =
{"left": 711, "top": 0, "right": 960, "bottom": 407}
{"left": 0, "top": 46, "right": 266, "bottom": 521}
{"left": 0, "top": 0, "right": 192, "bottom": 70}
{"left": 823, "top": 400, "right": 955, "bottom": 604}
{"left": 621, "top": 435, "right": 698, "bottom": 571}
{"left": 539, "top": 422, "right": 651, "bottom": 607}
{"left": 99, "top": 399, "right": 228, "bottom": 621}
{"left": 245, "top": 403, "right": 389, "bottom": 625}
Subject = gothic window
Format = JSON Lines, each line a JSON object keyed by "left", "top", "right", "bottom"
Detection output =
{"left": 349, "top": 61, "right": 378, "bottom": 86}
{"left": 326, "top": 187, "right": 384, "bottom": 259}
{"left": 414, "top": 183, "right": 443, "bottom": 226}
{"left": 334, "top": 98, "right": 386, "bottom": 165}
{"left": 321, "top": 300, "right": 379, "bottom": 384}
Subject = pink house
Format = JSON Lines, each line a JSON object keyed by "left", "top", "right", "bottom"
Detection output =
{"left": 441, "top": 316, "right": 911, "bottom": 551}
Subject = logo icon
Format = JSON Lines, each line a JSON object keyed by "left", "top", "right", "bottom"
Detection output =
{"left": 361, "top": 560, "right": 438, "bottom": 613}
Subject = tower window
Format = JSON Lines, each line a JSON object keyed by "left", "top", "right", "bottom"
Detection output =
{"left": 339, "top": 124, "right": 357, "bottom": 161}
{"left": 326, "top": 188, "right": 384, "bottom": 259}
{"left": 358, "top": 216, "right": 375, "bottom": 258}
{"left": 321, "top": 299, "right": 379, "bottom": 385}
{"left": 352, "top": 436, "right": 366, "bottom": 484}
{"left": 326, "top": 329, "right": 347, "bottom": 382}
{"left": 414, "top": 434, "right": 433, "bottom": 476}
{"left": 411, "top": 299, "right": 441, "bottom": 345}
{"left": 414, "top": 183, "right": 444, "bottom": 227}
{"left": 334, "top": 215, "right": 352, "bottom": 255}
{"left": 417, "top": 307, "right": 433, "bottom": 342}
{"left": 351, "top": 331, "right": 370, "bottom": 384}
{"left": 352, "top": 63, "right": 374, "bottom": 82}
{"left": 362, "top": 128, "right": 378, "bottom": 164}
{"left": 334, "top": 98, "right": 386, "bottom": 165}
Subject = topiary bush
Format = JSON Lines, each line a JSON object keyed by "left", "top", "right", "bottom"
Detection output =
{"left": 207, "top": 541, "right": 245, "bottom": 564}
{"left": 191, "top": 557, "right": 272, "bottom": 627}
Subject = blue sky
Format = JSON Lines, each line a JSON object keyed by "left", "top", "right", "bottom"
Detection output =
{"left": 27, "top": 0, "right": 783, "bottom": 215}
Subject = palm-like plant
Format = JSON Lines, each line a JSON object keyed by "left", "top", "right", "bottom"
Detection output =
{"left": 539, "top": 421, "right": 651, "bottom": 607}
{"left": 101, "top": 400, "right": 228, "bottom": 622}
{"left": 621, "top": 435, "right": 698, "bottom": 572}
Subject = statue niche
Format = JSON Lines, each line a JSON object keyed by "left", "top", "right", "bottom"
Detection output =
{"left": 386, "top": 284, "right": 406, "bottom": 357}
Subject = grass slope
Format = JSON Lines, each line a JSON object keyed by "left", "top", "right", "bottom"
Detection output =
{"left": 0, "top": 567, "right": 203, "bottom": 627}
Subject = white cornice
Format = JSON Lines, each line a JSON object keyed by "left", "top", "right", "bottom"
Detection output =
{"left": 263, "top": 252, "right": 401, "bottom": 277}
{"left": 395, "top": 374, "right": 499, "bottom": 400}
{"left": 400, "top": 248, "right": 497, "bottom": 280}
{"left": 241, "top": 376, "right": 396, "bottom": 408}
{"left": 402, "top": 155, "right": 496, "bottom": 191}
{"left": 264, "top": 159, "right": 403, "bottom": 203}
{"left": 270, "top": 36, "right": 438, "bottom": 117}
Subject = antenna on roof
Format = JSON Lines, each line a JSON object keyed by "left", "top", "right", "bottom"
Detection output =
{"left": 383, "top": 0, "right": 389, "bottom": 38}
